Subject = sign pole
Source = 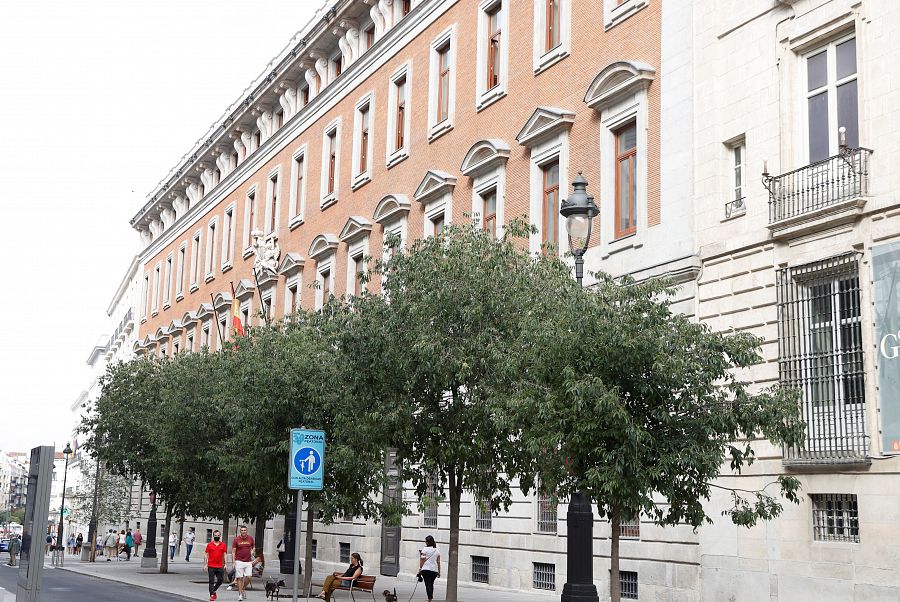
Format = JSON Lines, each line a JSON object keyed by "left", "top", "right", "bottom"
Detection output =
{"left": 292, "top": 489, "right": 303, "bottom": 602}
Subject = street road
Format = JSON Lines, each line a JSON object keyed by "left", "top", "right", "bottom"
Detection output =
{"left": 0, "top": 562, "right": 191, "bottom": 601}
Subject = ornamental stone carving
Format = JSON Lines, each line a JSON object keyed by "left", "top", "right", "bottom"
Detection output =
{"left": 252, "top": 230, "right": 281, "bottom": 275}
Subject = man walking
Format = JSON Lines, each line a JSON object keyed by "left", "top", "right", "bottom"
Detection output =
{"left": 232, "top": 525, "right": 255, "bottom": 602}
{"left": 7, "top": 535, "right": 20, "bottom": 566}
{"left": 183, "top": 526, "right": 196, "bottom": 562}
{"left": 132, "top": 527, "right": 143, "bottom": 557}
{"left": 204, "top": 529, "right": 227, "bottom": 602}
{"left": 104, "top": 529, "right": 118, "bottom": 561}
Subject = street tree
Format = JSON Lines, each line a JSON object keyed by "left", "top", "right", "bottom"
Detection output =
{"left": 344, "top": 222, "right": 577, "bottom": 602}
{"left": 68, "top": 461, "right": 134, "bottom": 533}
{"left": 516, "top": 275, "right": 805, "bottom": 602}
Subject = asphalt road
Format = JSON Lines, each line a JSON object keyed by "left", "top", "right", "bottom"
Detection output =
{"left": 0, "top": 562, "right": 192, "bottom": 602}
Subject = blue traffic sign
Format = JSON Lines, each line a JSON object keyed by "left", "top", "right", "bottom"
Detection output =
{"left": 289, "top": 429, "right": 325, "bottom": 490}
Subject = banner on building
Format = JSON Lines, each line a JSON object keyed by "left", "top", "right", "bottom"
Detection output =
{"left": 874, "top": 241, "right": 900, "bottom": 453}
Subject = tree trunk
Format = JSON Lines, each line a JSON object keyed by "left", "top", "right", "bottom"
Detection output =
{"left": 610, "top": 510, "right": 621, "bottom": 602}
{"left": 304, "top": 504, "right": 315, "bottom": 596}
{"left": 177, "top": 513, "right": 185, "bottom": 557}
{"left": 160, "top": 506, "right": 173, "bottom": 574}
{"left": 223, "top": 516, "right": 230, "bottom": 545}
{"left": 446, "top": 466, "right": 461, "bottom": 602}
{"left": 255, "top": 514, "right": 266, "bottom": 554}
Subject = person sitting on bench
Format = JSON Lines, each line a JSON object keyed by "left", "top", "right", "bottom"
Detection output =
{"left": 316, "top": 552, "right": 364, "bottom": 601}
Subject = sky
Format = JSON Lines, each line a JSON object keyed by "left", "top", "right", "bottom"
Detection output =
{"left": 0, "top": 0, "right": 321, "bottom": 453}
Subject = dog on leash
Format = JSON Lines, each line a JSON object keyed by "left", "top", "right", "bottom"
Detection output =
{"left": 382, "top": 588, "right": 398, "bottom": 602}
{"left": 265, "top": 578, "right": 286, "bottom": 600}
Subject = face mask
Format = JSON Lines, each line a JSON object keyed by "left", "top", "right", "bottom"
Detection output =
{"left": 214, "top": 536, "right": 220, "bottom": 541}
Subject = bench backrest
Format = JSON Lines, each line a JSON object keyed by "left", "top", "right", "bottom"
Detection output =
{"left": 351, "top": 576, "right": 376, "bottom": 591}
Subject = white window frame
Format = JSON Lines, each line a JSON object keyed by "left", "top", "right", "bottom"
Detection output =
{"left": 352, "top": 92, "right": 375, "bottom": 189}
{"left": 598, "top": 91, "right": 648, "bottom": 258}
{"left": 204, "top": 217, "right": 219, "bottom": 282}
{"left": 527, "top": 137, "right": 569, "bottom": 255}
{"left": 320, "top": 118, "right": 342, "bottom": 209}
{"left": 533, "top": 0, "right": 571, "bottom": 74}
{"left": 240, "top": 299, "right": 252, "bottom": 333}
{"left": 151, "top": 263, "right": 161, "bottom": 315}
{"left": 604, "top": 0, "right": 649, "bottom": 31}
{"left": 801, "top": 33, "right": 858, "bottom": 163}
{"left": 189, "top": 230, "right": 201, "bottom": 291}
{"left": 217, "top": 316, "right": 228, "bottom": 351}
{"left": 471, "top": 168, "right": 505, "bottom": 239}
{"left": 260, "top": 288, "right": 274, "bottom": 325}
{"left": 221, "top": 204, "right": 236, "bottom": 270}
{"left": 175, "top": 242, "right": 186, "bottom": 300}
{"left": 346, "top": 237, "right": 370, "bottom": 297}
{"left": 200, "top": 322, "right": 211, "bottom": 350}
{"left": 475, "top": 0, "right": 509, "bottom": 112}
{"left": 284, "top": 276, "right": 301, "bottom": 318}
{"left": 162, "top": 253, "right": 173, "bottom": 308}
{"left": 316, "top": 260, "right": 335, "bottom": 310}
{"left": 172, "top": 335, "right": 182, "bottom": 356}
{"left": 427, "top": 25, "right": 457, "bottom": 141}
{"left": 386, "top": 62, "right": 412, "bottom": 168}
{"left": 265, "top": 166, "right": 282, "bottom": 235}
{"left": 243, "top": 186, "right": 258, "bottom": 258}
{"left": 424, "top": 193, "right": 451, "bottom": 238}
{"left": 141, "top": 274, "right": 149, "bottom": 320}
{"left": 289, "top": 145, "right": 309, "bottom": 229}
{"left": 185, "top": 329, "right": 195, "bottom": 353}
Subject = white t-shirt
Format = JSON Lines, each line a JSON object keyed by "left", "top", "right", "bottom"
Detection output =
{"left": 420, "top": 546, "right": 440, "bottom": 572}
{"left": 169, "top": 533, "right": 177, "bottom": 546}
{"left": 184, "top": 531, "right": 195, "bottom": 545}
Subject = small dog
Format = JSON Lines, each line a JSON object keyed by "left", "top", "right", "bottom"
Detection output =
{"left": 265, "top": 578, "right": 286, "bottom": 600}
{"left": 382, "top": 588, "right": 398, "bottom": 602}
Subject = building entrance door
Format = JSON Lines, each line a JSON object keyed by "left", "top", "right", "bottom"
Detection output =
{"left": 380, "top": 449, "right": 402, "bottom": 576}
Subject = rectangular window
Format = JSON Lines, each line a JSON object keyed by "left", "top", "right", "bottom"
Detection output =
{"left": 327, "top": 130, "right": 337, "bottom": 196}
{"left": 163, "top": 256, "right": 173, "bottom": 305}
{"left": 190, "top": 232, "right": 201, "bottom": 287}
{"left": 541, "top": 161, "right": 560, "bottom": 251}
{"left": 322, "top": 270, "right": 331, "bottom": 304}
{"left": 545, "top": 0, "right": 560, "bottom": 52}
{"left": 142, "top": 275, "right": 150, "bottom": 318}
{"left": 777, "top": 253, "right": 866, "bottom": 461}
{"left": 359, "top": 103, "right": 370, "bottom": 175}
{"left": 274, "top": 108, "right": 284, "bottom": 130}
{"left": 620, "top": 571, "right": 638, "bottom": 600}
{"left": 287, "top": 283, "right": 300, "bottom": 317}
{"left": 619, "top": 513, "right": 640, "bottom": 539}
{"left": 471, "top": 556, "right": 489, "bottom": 584}
{"left": 811, "top": 494, "right": 859, "bottom": 542}
{"left": 223, "top": 208, "right": 234, "bottom": 264}
{"left": 536, "top": 490, "right": 557, "bottom": 533}
{"left": 395, "top": 76, "right": 407, "bottom": 151}
{"left": 176, "top": 245, "right": 185, "bottom": 297}
{"left": 268, "top": 174, "right": 279, "bottom": 233}
{"left": 152, "top": 264, "right": 161, "bottom": 313}
{"left": 339, "top": 542, "right": 350, "bottom": 564}
{"left": 532, "top": 563, "right": 555, "bottom": 591}
{"left": 246, "top": 191, "right": 257, "bottom": 247}
{"left": 487, "top": 4, "right": 502, "bottom": 90}
{"left": 186, "top": 333, "right": 194, "bottom": 353}
{"left": 206, "top": 221, "right": 217, "bottom": 276}
{"left": 311, "top": 539, "right": 317, "bottom": 559}
{"left": 353, "top": 255, "right": 365, "bottom": 296}
{"left": 290, "top": 151, "right": 306, "bottom": 224}
{"left": 474, "top": 499, "right": 492, "bottom": 530}
{"left": 806, "top": 36, "right": 857, "bottom": 163}
{"left": 615, "top": 122, "right": 637, "bottom": 238}
{"left": 423, "top": 473, "right": 439, "bottom": 527}
{"left": 482, "top": 190, "right": 497, "bottom": 240}
{"left": 732, "top": 142, "right": 745, "bottom": 202}
{"left": 262, "top": 295, "right": 272, "bottom": 325}
{"left": 365, "top": 25, "right": 375, "bottom": 49}
{"left": 431, "top": 213, "right": 445, "bottom": 236}
{"left": 201, "top": 324, "right": 210, "bottom": 349}
{"left": 437, "top": 43, "right": 451, "bottom": 124}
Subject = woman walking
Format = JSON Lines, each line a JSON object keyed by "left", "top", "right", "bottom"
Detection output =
{"left": 316, "top": 552, "right": 364, "bottom": 602}
{"left": 418, "top": 536, "right": 441, "bottom": 602}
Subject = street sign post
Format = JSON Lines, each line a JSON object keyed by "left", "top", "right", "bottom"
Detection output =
{"left": 289, "top": 429, "right": 325, "bottom": 602}
{"left": 16, "top": 446, "right": 54, "bottom": 602}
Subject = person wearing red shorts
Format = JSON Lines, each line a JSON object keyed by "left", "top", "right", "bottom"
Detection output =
{"left": 204, "top": 530, "right": 227, "bottom": 601}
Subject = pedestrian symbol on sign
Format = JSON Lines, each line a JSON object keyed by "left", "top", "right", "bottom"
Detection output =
{"left": 293, "top": 447, "right": 322, "bottom": 475}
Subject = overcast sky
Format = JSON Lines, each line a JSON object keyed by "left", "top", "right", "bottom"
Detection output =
{"left": 0, "top": 1, "right": 321, "bottom": 453}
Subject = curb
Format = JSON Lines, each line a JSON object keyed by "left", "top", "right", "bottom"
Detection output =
{"left": 54, "top": 565, "right": 198, "bottom": 601}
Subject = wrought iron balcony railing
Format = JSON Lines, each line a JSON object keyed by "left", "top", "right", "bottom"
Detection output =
{"left": 764, "top": 147, "right": 872, "bottom": 224}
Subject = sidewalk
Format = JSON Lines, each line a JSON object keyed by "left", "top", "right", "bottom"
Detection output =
{"left": 55, "top": 556, "right": 558, "bottom": 602}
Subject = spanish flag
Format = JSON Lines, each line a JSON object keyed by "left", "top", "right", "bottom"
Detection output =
{"left": 231, "top": 293, "right": 244, "bottom": 337}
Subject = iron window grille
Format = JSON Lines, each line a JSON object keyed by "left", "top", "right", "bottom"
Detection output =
{"left": 339, "top": 542, "right": 350, "bottom": 563}
{"left": 532, "top": 562, "right": 556, "bottom": 590}
{"left": 536, "top": 490, "right": 558, "bottom": 533}
{"left": 474, "top": 499, "right": 492, "bottom": 530}
{"left": 312, "top": 539, "right": 317, "bottom": 559}
{"left": 471, "top": 556, "right": 489, "bottom": 583}
{"left": 811, "top": 494, "right": 859, "bottom": 543}
{"left": 619, "top": 513, "right": 640, "bottom": 539}
{"left": 620, "top": 571, "right": 638, "bottom": 599}
{"left": 777, "top": 253, "right": 868, "bottom": 463}
{"left": 423, "top": 474, "right": 439, "bottom": 528}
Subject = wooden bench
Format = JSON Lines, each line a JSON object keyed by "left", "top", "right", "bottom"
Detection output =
{"left": 334, "top": 575, "right": 377, "bottom": 602}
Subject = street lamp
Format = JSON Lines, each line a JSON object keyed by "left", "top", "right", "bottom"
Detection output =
{"left": 559, "top": 173, "right": 598, "bottom": 287}
{"left": 57, "top": 442, "right": 73, "bottom": 567}
{"left": 559, "top": 174, "right": 599, "bottom": 602}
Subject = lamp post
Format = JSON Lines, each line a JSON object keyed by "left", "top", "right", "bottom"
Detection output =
{"left": 141, "top": 490, "right": 159, "bottom": 568}
{"left": 56, "top": 443, "right": 73, "bottom": 567}
{"left": 559, "top": 174, "right": 599, "bottom": 602}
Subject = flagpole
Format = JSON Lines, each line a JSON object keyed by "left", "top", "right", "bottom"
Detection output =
{"left": 252, "top": 268, "right": 271, "bottom": 326}
{"left": 210, "top": 293, "right": 226, "bottom": 346}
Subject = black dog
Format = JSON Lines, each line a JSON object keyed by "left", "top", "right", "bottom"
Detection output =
{"left": 382, "top": 588, "right": 398, "bottom": 602}
{"left": 266, "top": 578, "right": 286, "bottom": 600}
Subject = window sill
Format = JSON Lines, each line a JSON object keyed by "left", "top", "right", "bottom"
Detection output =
{"left": 321, "top": 195, "right": 338, "bottom": 210}
{"left": 163, "top": 301, "right": 171, "bottom": 310}
{"left": 289, "top": 215, "right": 305, "bottom": 230}
{"left": 476, "top": 86, "right": 507, "bottom": 113}
{"left": 242, "top": 246, "right": 254, "bottom": 260}
{"left": 204, "top": 273, "right": 215, "bottom": 284}
{"left": 221, "top": 262, "right": 233, "bottom": 273}
{"left": 605, "top": 0, "right": 649, "bottom": 30}
{"left": 386, "top": 149, "right": 409, "bottom": 170}
{"left": 151, "top": 310, "right": 159, "bottom": 318}
{"left": 428, "top": 120, "right": 454, "bottom": 143}
{"left": 141, "top": 317, "right": 147, "bottom": 324}
{"left": 175, "top": 293, "right": 184, "bottom": 302}
{"left": 190, "top": 283, "right": 199, "bottom": 293}
{"left": 601, "top": 232, "right": 641, "bottom": 259}
{"left": 534, "top": 47, "right": 569, "bottom": 75}
{"left": 351, "top": 172, "right": 372, "bottom": 191}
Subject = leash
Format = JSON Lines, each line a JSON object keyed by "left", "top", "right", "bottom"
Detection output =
{"left": 404, "top": 578, "right": 421, "bottom": 602}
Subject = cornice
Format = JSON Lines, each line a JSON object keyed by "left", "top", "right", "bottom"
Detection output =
{"left": 136, "top": 0, "right": 451, "bottom": 264}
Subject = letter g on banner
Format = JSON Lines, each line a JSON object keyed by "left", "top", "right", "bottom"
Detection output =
{"left": 881, "top": 331, "right": 900, "bottom": 360}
